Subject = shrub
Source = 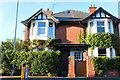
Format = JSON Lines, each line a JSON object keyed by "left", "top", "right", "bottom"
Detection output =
{"left": 91, "top": 56, "right": 120, "bottom": 70}
{"left": 1, "top": 50, "right": 60, "bottom": 76}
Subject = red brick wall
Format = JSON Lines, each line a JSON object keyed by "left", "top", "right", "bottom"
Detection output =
{"left": 68, "top": 56, "right": 76, "bottom": 77}
{"left": 87, "top": 57, "right": 95, "bottom": 77}
{"left": 24, "top": 26, "right": 30, "bottom": 41}
{"left": 56, "top": 22, "right": 85, "bottom": 44}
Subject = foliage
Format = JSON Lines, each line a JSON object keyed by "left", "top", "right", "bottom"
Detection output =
{"left": 77, "top": 33, "right": 85, "bottom": 43}
{"left": 2, "top": 38, "right": 22, "bottom": 51}
{"left": 45, "top": 38, "right": 61, "bottom": 50}
{"left": 1, "top": 50, "right": 61, "bottom": 76}
{"left": 29, "top": 50, "right": 60, "bottom": 76}
{"left": 1, "top": 38, "right": 61, "bottom": 76}
{"left": 85, "top": 33, "right": 120, "bottom": 49}
{"left": 1, "top": 50, "right": 13, "bottom": 75}
{"left": 91, "top": 56, "right": 120, "bottom": 70}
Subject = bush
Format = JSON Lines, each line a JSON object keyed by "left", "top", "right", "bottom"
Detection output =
{"left": 91, "top": 56, "right": 120, "bottom": 70}
{"left": 1, "top": 50, "right": 60, "bottom": 76}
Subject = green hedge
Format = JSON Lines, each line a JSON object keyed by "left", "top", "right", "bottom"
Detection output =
{"left": 91, "top": 56, "right": 120, "bottom": 70}
{"left": 1, "top": 50, "right": 60, "bottom": 76}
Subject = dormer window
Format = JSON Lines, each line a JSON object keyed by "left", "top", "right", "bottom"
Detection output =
{"left": 97, "top": 21, "right": 105, "bottom": 33}
{"left": 38, "top": 22, "right": 46, "bottom": 35}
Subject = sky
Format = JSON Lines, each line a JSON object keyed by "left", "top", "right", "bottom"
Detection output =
{"left": 0, "top": 0, "right": 120, "bottom": 41}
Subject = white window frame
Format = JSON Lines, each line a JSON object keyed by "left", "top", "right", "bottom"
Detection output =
{"left": 70, "top": 50, "right": 82, "bottom": 61}
{"left": 37, "top": 22, "right": 46, "bottom": 35}
{"left": 97, "top": 21, "right": 105, "bottom": 33}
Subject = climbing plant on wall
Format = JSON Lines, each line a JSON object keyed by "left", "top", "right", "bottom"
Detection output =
{"left": 85, "top": 33, "right": 120, "bottom": 49}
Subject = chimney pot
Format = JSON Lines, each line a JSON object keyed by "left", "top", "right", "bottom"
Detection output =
{"left": 88, "top": 4, "right": 97, "bottom": 14}
{"left": 46, "top": 8, "right": 49, "bottom": 11}
{"left": 45, "top": 8, "right": 53, "bottom": 15}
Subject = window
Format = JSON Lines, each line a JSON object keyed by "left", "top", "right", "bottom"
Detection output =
{"left": 38, "top": 22, "right": 46, "bottom": 35}
{"left": 90, "top": 22, "right": 93, "bottom": 27}
{"left": 49, "top": 22, "right": 53, "bottom": 36}
{"left": 110, "top": 48, "right": 112, "bottom": 58}
{"left": 49, "top": 22, "right": 53, "bottom": 27}
{"left": 98, "top": 48, "right": 106, "bottom": 56}
{"left": 74, "top": 51, "right": 82, "bottom": 61}
{"left": 97, "top": 21, "right": 105, "bottom": 33}
{"left": 32, "top": 23, "right": 35, "bottom": 35}
{"left": 108, "top": 22, "right": 111, "bottom": 33}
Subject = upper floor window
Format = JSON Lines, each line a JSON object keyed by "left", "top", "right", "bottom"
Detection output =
{"left": 108, "top": 22, "right": 112, "bottom": 33}
{"left": 49, "top": 22, "right": 53, "bottom": 27}
{"left": 97, "top": 21, "right": 105, "bottom": 33}
{"left": 32, "top": 23, "right": 35, "bottom": 35}
{"left": 49, "top": 22, "right": 53, "bottom": 36}
{"left": 90, "top": 22, "right": 93, "bottom": 27}
{"left": 38, "top": 22, "right": 46, "bottom": 35}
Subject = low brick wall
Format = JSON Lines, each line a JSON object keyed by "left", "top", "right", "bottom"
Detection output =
{"left": 102, "top": 69, "right": 120, "bottom": 77}
{"left": 96, "top": 69, "right": 120, "bottom": 77}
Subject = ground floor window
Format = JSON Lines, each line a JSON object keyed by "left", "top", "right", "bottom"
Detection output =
{"left": 70, "top": 50, "right": 82, "bottom": 61}
{"left": 98, "top": 48, "right": 106, "bottom": 56}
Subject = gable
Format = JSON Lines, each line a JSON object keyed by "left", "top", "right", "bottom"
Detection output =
{"left": 82, "top": 7, "right": 120, "bottom": 23}
{"left": 21, "top": 9, "right": 59, "bottom": 26}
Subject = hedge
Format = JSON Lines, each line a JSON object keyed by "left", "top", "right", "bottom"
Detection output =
{"left": 91, "top": 56, "right": 120, "bottom": 70}
{"left": 1, "top": 50, "right": 60, "bottom": 76}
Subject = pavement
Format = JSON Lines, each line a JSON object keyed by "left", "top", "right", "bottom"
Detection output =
{"left": 0, "top": 76, "right": 120, "bottom": 80}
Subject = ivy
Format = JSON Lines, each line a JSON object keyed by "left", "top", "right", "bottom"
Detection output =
{"left": 85, "top": 33, "right": 120, "bottom": 49}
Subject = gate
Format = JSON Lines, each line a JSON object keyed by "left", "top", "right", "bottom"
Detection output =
{"left": 75, "top": 61, "right": 86, "bottom": 77}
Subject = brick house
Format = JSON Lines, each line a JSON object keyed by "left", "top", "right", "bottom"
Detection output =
{"left": 21, "top": 5, "right": 120, "bottom": 77}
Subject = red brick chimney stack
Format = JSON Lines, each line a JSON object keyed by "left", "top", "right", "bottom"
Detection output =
{"left": 45, "top": 8, "right": 53, "bottom": 15}
{"left": 88, "top": 4, "right": 97, "bottom": 14}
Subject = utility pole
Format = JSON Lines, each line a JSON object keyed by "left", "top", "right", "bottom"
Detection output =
{"left": 12, "top": 0, "right": 19, "bottom": 76}
{"left": 13, "top": 0, "right": 19, "bottom": 51}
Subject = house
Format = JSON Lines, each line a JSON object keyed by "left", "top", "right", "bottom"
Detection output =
{"left": 21, "top": 5, "right": 120, "bottom": 77}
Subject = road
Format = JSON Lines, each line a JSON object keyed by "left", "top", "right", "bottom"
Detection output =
{"left": 0, "top": 77, "right": 120, "bottom": 80}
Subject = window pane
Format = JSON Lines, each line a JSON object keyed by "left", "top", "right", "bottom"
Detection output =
{"left": 38, "top": 28, "right": 45, "bottom": 35}
{"left": 74, "top": 52, "right": 82, "bottom": 60}
{"left": 90, "top": 22, "right": 93, "bottom": 27}
{"left": 49, "top": 22, "right": 53, "bottom": 27}
{"left": 97, "top": 22, "right": 104, "bottom": 27}
{"left": 38, "top": 22, "right": 46, "bottom": 27}
{"left": 97, "top": 27, "right": 105, "bottom": 33}
{"left": 98, "top": 48, "right": 106, "bottom": 56}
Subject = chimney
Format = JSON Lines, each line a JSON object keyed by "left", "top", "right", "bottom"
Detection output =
{"left": 45, "top": 8, "right": 53, "bottom": 15}
{"left": 88, "top": 4, "right": 97, "bottom": 14}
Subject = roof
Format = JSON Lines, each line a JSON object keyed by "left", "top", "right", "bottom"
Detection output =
{"left": 52, "top": 10, "right": 90, "bottom": 21}
{"left": 82, "top": 7, "right": 120, "bottom": 23}
{"left": 21, "top": 8, "right": 59, "bottom": 26}
{"left": 21, "top": 7, "right": 120, "bottom": 26}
